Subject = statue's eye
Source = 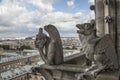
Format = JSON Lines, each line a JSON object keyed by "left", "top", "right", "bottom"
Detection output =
{"left": 84, "top": 25, "right": 89, "bottom": 29}
{"left": 79, "top": 27, "right": 83, "bottom": 30}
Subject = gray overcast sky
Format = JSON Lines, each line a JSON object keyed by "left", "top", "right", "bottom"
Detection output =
{"left": 0, "top": 0, "right": 94, "bottom": 38}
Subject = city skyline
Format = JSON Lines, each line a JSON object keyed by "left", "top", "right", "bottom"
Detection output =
{"left": 0, "top": 0, "right": 94, "bottom": 38}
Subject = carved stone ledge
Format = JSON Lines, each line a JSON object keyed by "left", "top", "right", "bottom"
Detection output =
{"left": 96, "top": 71, "right": 120, "bottom": 80}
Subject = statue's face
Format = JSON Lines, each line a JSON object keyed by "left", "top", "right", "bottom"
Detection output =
{"left": 35, "top": 35, "right": 47, "bottom": 48}
{"left": 76, "top": 23, "right": 94, "bottom": 36}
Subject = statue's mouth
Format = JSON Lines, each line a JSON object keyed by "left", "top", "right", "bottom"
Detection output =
{"left": 76, "top": 24, "right": 84, "bottom": 34}
{"left": 77, "top": 30, "right": 92, "bottom": 36}
{"left": 77, "top": 30, "right": 80, "bottom": 33}
{"left": 77, "top": 30, "right": 84, "bottom": 34}
{"left": 84, "top": 30, "right": 92, "bottom": 35}
{"left": 76, "top": 24, "right": 81, "bottom": 29}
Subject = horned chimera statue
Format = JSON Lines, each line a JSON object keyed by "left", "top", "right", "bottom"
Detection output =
{"left": 76, "top": 20, "right": 119, "bottom": 78}
{"left": 33, "top": 21, "right": 119, "bottom": 80}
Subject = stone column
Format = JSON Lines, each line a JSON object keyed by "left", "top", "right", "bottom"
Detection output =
{"left": 108, "top": 0, "right": 117, "bottom": 45}
{"left": 104, "top": 0, "right": 109, "bottom": 34}
{"left": 116, "top": 0, "right": 120, "bottom": 65}
{"left": 103, "top": 0, "right": 117, "bottom": 50}
{"left": 95, "top": 0, "right": 105, "bottom": 37}
{"left": 104, "top": 0, "right": 119, "bottom": 68}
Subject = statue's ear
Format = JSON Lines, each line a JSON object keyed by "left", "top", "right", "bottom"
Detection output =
{"left": 39, "top": 28, "right": 43, "bottom": 34}
{"left": 90, "top": 19, "right": 95, "bottom": 26}
{"left": 90, "top": 19, "right": 96, "bottom": 30}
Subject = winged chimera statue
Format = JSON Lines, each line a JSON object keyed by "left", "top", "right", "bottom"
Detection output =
{"left": 35, "top": 24, "right": 63, "bottom": 65}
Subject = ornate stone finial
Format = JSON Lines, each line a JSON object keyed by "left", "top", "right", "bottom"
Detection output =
{"left": 104, "top": 16, "right": 112, "bottom": 23}
{"left": 90, "top": 5, "right": 95, "bottom": 11}
{"left": 104, "top": 0, "right": 109, "bottom": 5}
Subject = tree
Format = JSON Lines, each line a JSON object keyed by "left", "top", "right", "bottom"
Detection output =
{"left": 0, "top": 45, "right": 10, "bottom": 50}
{"left": 72, "top": 46, "right": 77, "bottom": 50}
{"left": 64, "top": 47, "right": 71, "bottom": 50}
{"left": 19, "top": 45, "right": 33, "bottom": 50}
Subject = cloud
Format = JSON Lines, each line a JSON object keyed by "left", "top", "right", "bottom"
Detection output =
{"left": 88, "top": 0, "right": 95, "bottom": 4}
{"left": 0, "top": 0, "right": 54, "bottom": 37}
{"left": 67, "top": 0, "right": 75, "bottom": 8}
{"left": 41, "top": 11, "right": 95, "bottom": 37}
{"left": 0, "top": 0, "right": 95, "bottom": 38}
{"left": 28, "top": 0, "right": 54, "bottom": 12}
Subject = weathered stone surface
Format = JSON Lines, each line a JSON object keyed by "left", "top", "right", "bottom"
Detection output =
{"left": 117, "top": 0, "right": 120, "bottom": 66}
{"left": 94, "top": 34, "right": 119, "bottom": 69}
{"left": 96, "top": 71, "right": 120, "bottom": 80}
{"left": 35, "top": 28, "right": 49, "bottom": 63}
{"left": 95, "top": 0, "right": 104, "bottom": 37}
{"left": 76, "top": 19, "right": 119, "bottom": 79}
{"left": 33, "top": 20, "right": 120, "bottom": 80}
{"left": 44, "top": 24, "right": 63, "bottom": 65}
{"left": 33, "top": 0, "right": 120, "bottom": 79}
{"left": 35, "top": 24, "right": 63, "bottom": 65}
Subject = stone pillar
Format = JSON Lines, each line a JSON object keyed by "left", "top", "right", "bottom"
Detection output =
{"left": 104, "top": 0, "right": 119, "bottom": 67}
{"left": 104, "top": 0, "right": 109, "bottom": 34}
{"left": 103, "top": 0, "right": 118, "bottom": 54}
{"left": 116, "top": 0, "right": 120, "bottom": 65}
{"left": 95, "top": 0, "right": 105, "bottom": 37}
{"left": 108, "top": 0, "right": 117, "bottom": 45}
{"left": 95, "top": 0, "right": 120, "bottom": 66}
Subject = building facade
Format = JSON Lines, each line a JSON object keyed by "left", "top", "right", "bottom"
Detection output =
{"left": 94, "top": 0, "right": 120, "bottom": 66}
{"left": 0, "top": 50, "right": 44, "bottom": 80}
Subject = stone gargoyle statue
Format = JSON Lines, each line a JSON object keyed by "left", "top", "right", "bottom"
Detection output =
{"left": 33, "top": 22, "right": 119, "bottom": 80}
{"left": 35, "top": 24, "right": 63, "bottom": 65}
{"left": 76, "top": 20, "right": 119, "bottom": 78}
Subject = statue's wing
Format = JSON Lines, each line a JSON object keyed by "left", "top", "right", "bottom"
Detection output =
{"left": 95, "top": 34, "right": 119, "bottom": 69}
{"left": 44, "top": 24, "right": 63, "bottom": 64}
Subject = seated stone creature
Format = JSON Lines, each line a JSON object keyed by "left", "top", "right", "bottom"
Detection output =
{"left": 76, "top": 20, "right": 119, "bottom": 77}
{"left": 35, "top": 24, "right": 64, "bottom": 65}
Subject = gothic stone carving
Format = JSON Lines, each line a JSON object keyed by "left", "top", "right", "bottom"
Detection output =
{"left": 76, "top": 20, "right": 119, "bottom": 78}
{"left": 90, "top": 5, "right": 95, "bottom": 11}
{"left": 104, "top": 0, "right": 110, "bottom": 5}
{"left": 104, "top": 16, "right": 112, "bottom": 23}
{"left": 34, "top": 22, "right": 119, "bottom": 80}
{"left": 35, "top": 24, "right": 63, "bottom": 65}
